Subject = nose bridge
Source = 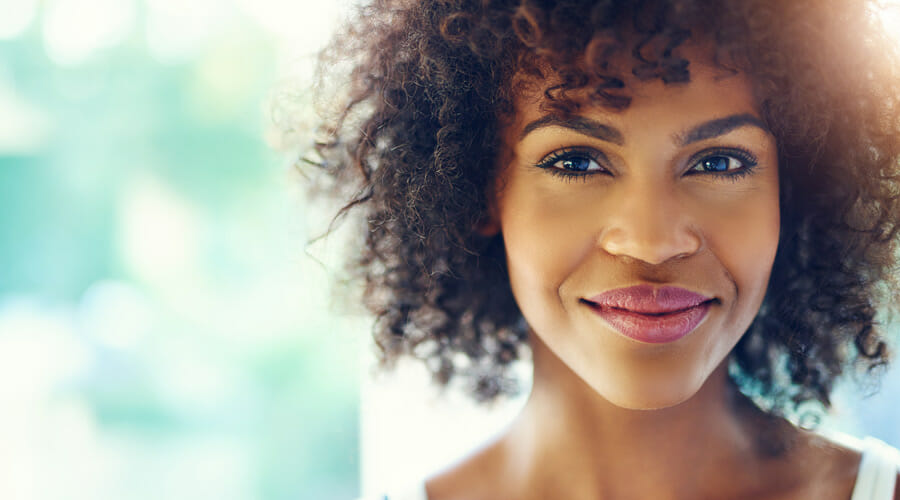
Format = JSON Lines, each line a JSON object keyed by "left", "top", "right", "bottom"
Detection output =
{"left": 598, "top": 176, "right": 702, "bottom": 265}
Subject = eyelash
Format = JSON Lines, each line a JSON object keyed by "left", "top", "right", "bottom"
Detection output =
{"left": 534, "top": 146, "right": 760, "bottom": 183}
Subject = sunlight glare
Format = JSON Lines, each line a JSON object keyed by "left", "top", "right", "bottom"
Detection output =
{"left": 881, "top": 1, "right": 900, "bottom": 46}
{"left": 0, "top": 0, "right": 38, "bottom": 39}
{"left": 42, "top": 0, "right": 136, "bottom": 65}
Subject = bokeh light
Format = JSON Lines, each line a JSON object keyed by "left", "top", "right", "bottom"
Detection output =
{"left": 0, "top": 1, "right": 359, "bottom": 499}
{"left": 42, "top": 0, "right": 137, "bottom": 66}
{"left": 0, "top": 0, "right": 38, "bottom": 39}
{"left": 882, "top": 2, "right": 900, "bottom": 44}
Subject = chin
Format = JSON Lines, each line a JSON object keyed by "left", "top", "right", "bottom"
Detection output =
{"left": 591, "top": 376, "right": 705, "bottom": 411}
{"left": 615, "top": 396, "right": 692, "bottom": 411}
{"left": 603, "top": 393, "right": 694, "bottom": 411}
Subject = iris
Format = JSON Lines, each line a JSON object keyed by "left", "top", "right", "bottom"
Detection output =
{"left": 562, "top": 157, "right": 593, "bottom": 171}
{"left": 702, "top": 156, "right": 730, "bottom": 172}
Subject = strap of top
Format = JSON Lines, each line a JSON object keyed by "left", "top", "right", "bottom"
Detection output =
{"left": 850, "top": 437, "right": 900, "bottom": 500}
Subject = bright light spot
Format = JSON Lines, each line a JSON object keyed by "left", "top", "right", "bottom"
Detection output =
{"left": 188, "top": 42, "right": 261, "bottom": 119}
{"left": 235, "top": 0, "right": 352, "bottom": 54}
{"left": 117, "top": 175, "right": 202, "bottom": 288}
{"left": 361, "top": 357, "right": 528, "bottom": 496}
{"left": 144, "top": 0, "right": 232, "bottom": 63}
{"left": 0, "top": 299, "right": 90, "bottom": 500}
{"left": 0, "top": 0, "right": 38, "bottom": 39}
{"left": 42, "top": 401, "right": 105, "bottom": 500}
{"left": 42, "top": 0, "right": 136, "bottom": 65}
{"left": 0, "top": 78, "right": 50, "bottom": 154}
{"left": 882, "top": 2, "right": 900, "bottom": 46}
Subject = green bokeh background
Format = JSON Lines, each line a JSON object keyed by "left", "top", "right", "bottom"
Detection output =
{"left": 0, "top": 1, "right": 359, "bottom": 499}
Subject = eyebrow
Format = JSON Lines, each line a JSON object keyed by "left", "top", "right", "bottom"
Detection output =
{"left": 518, "top": 112, "right": 770, "bottom": 146}
{"left": 519, "top": 115, "right": 625, "bottom": 145}
{"left": 675, "top": 113, "right": 770, "bottom": 146}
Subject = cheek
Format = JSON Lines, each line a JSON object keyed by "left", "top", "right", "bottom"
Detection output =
{"left": 498, "top": 180, "right": 597, "bottom": 321}
{"left": 694, "top": 181, "right": 780, "bottom": 348}
{"left": 708, "top": 187, "right": 780, "bottom": 298}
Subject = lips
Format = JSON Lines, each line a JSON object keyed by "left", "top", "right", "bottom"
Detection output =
{"left": 583, "top": 284, "right": 715, "bottom": 344}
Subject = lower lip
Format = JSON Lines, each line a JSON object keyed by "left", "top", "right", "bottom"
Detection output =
{"left": 586, "top": 301, "right": 712, "bottom": 344}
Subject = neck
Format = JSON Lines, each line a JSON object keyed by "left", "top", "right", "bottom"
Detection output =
{"left": 502, "top": 334, "right": 793, "bottom": 500}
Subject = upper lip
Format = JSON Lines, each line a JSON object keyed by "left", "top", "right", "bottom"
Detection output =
{"left": 585, "top": 284, "right": 714, "bottom": 314}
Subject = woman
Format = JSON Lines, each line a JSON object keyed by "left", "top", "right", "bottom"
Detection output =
{"left": 310, "top": 0, "right": 900, "bottom": 498}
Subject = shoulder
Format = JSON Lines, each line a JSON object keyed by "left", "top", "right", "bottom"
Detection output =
{"left": 781, "top": 431, "right": 864, "bottom": 499}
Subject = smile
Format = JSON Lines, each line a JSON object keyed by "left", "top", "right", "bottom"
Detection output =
{"left": 584, "top": 301, "right": 713, "bottom": 344}
{"left": 583, "top": 285, "right": 715, "bottom": 344}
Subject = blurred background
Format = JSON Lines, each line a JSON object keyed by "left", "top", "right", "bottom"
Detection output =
{"left": 0, "top": 1, "right": 898, "bottom": 500}
{"left": 0, "top": 0, "right": 361, "bottom": 498}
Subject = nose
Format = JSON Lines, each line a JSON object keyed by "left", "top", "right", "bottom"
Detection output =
{"left": 597, "top": 182, "right": 703, "bottom": 265}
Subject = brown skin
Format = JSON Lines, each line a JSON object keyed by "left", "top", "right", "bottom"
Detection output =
{"left": 493, "top": 58, "right": 779, "bottom": 412}
{"left": 427, "top": 344, "right": 862, "bottom": 500}
{"left": 426, "top": 53, "right": 871, "bottom": 499}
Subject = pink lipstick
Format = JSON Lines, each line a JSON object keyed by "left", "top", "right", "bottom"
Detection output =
{"left": 584, "top": 284, "right": 714, "bottom": 344}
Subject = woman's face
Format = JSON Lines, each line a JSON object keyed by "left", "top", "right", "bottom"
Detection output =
{"left": 492, "top": 59, "right": 780, "bottom": 410}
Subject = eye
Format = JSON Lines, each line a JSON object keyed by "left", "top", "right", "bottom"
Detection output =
{"left": 557, "top": 156, "right": 598, "bottom": 172}
{"left": 693, "top": 155, "right": 742, "bottom": 173}
{"left": 535, "top": 147, "right": 607, "bottom": 177}
{"left": 687, "top": 148, "right": 758, "bottom": 179}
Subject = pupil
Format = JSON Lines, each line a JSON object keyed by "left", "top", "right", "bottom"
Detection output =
{"left": 704, "top": 156, "right": 729, "bottom": 172}
{"left": 564, "top": 157, "right": 591, "bottom": 171}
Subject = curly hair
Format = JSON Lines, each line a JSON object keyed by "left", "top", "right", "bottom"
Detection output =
{"left": 310, "top": 0, "right": 900, "bottom": 413}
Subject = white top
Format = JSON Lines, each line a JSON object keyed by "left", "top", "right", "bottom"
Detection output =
{"left": 362, "top": 435, "right": 899, "bottom": 500}
{"left": 850, "top": 436, "right": 900, "bottom": 500}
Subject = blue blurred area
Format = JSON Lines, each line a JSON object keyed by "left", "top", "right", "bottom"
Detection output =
{"left": 0, "top": 1, "right": 359, "bottom": 499}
